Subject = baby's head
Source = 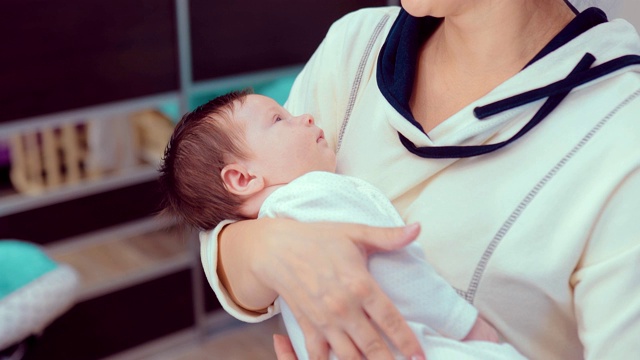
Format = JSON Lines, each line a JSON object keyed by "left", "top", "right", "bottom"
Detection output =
{"left": 159, "top": 89, "right": 336, "bottom": 229}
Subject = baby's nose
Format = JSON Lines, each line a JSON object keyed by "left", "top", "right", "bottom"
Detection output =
{"left": 305, "top": 114, "right": 315, "bottom": 125}
{"left": 296, "top": 114, "right": 314, "bottom": 125}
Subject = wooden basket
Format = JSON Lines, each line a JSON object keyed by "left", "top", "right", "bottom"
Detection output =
{"left": 9, "top": 122, "right": 94, "bottom": 194}
{"left": 8, "top": 110, "right": 175, "bottom": 195}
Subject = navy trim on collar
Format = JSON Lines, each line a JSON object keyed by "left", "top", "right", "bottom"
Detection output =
{"left": 377, "top": 7, "right": 607, "bottom": 133}
{"left": 400, "top": 53, "right": 640, "bottom": 158}
{"left": 377, "top": 11, "right": 441, "bottom": 132}
{"left": 376, "top": 7, "right": 622, "bottom": 158}
{"left": 563, "top": 0, "right": 580, "bottom": 15}
{"left": 526, "top": 7, "right": 608, "bottom": 66}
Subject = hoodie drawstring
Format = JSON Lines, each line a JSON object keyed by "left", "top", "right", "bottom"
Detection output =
{"left": 400, "top": 53, "right": 640, "bottom": 159}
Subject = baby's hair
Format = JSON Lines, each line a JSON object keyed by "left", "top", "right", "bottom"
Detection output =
{"left": 158, "top": 88, "right": 253, "bottom": 230}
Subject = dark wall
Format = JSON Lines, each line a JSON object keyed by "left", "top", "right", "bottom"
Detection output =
{"left": 0, "top": 0, "right": 387, "bottom": 123}
{"left": 190, "top": 0, "right": 387, "bottom": 80}
{"left": 0, "top": 0, "right": 179, "bottom": 123}
{"left": 22, "top": 270, "right": 197, "bottom": 360}
{"left": 0, "top": 181, "right": 163, "bottom": 245}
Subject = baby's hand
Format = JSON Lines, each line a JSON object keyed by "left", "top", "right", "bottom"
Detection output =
{"left": 463, "top": 316, "right": 500, "bottom": 343}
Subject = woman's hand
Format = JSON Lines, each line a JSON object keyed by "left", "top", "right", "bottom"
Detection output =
{"left": 222, "top": 218, "right": 425, "bottom": 360}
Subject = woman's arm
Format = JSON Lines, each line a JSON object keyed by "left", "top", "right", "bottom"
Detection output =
{"left": 217, "top": 218, "right": 278, "bottom": 312}
{"left": 572, "top": 167, "right": 640, "bottom": 359}
{"left": 216, "top": 218, "right": 427, "bottom": 360}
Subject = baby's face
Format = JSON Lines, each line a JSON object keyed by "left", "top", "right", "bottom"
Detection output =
{"left": 233, "top": 94, "right": 337, "bottom": 184}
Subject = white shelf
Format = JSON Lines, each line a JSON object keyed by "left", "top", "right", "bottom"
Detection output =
{"left": 45, "top": 216, "right": 177, "bottom": 253}
{"left": 0, "top": 91, "right": 177, "bottom": 218}
{"left": 0, "top": 92, "right": 180, "bottom": 136}
{"left": 46, "top": 216, "right": 191, "bottom": 303}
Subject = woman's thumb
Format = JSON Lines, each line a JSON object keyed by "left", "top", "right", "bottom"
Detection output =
{"left": 353, "top": 222, "right": 421, "bottom": 255}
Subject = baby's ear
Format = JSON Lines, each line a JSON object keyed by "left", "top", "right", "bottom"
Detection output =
{"left": 221, "top": 163, "right": 265, "bottom": 196}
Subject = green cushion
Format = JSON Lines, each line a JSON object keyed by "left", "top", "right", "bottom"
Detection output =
{"left": 253, "top": 74, "right": 297, "bottom": 105}
{"left": 0, "top": 240, "right": 59, "bottom": 299}
{"left": 158, "top": 73, "right": 298, "bottom": 124}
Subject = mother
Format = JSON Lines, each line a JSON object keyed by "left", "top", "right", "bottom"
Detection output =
{"left": 201, "top": 0, "right": 640, "bottom": 358}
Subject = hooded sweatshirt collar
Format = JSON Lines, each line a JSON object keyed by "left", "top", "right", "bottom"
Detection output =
{"left": 376, "top": 7, "right": 640, "bottom": 158}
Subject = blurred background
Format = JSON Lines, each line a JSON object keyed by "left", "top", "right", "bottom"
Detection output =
{"left": 0, "top": 1, "right": 638, "bottom": 359}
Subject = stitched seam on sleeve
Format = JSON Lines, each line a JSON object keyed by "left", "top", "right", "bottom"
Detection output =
{"left": 336, "top": 14, "right": 390, "bottom": 153}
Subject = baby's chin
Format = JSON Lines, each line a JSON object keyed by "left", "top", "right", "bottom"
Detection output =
{"left": 301, "top": 156, "right": 336, "bottom": 175}
{"left": 325, "top": 155, "right": 338, "bottom": 172}
{"left": 317, "top": 161, "right": 337, "bottom": 174}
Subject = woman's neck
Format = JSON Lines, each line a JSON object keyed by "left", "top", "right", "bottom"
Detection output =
{"left": 433, "top": 1, "right": 574, "bottom": 75}
{"left": 411, "top": 0, "right": 575, "bottom": 132}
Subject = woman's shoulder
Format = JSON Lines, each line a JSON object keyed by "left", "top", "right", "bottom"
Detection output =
{"left": 323, "top": 6, "right": 400, "bottom": 52}
{"left": 284, "top": 7, "right": 400, "bottom": 149}
{"left": 332, "top": 6, "right": 401, "bottom": 29}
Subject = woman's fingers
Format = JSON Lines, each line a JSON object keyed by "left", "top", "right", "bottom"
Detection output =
{"left": 318, "top": 289, "right": 393, "bottom": 359}
{"left": 347, "top": 222, "right": 426, "bottom": 359}
{"left": 274, "top": 334, "right": 298, "bottom": 360}
{"left": 295, "top": 314, "right": 330, "bottom": 359}
{"left": 344, "top": 309, "right": 396, "bottom": 360}
{"left": 362, "top": 285, "right": 425, "bottom": 360}
{"left": 324, "top": 330, "right": 361, "bottom": 360}
{"left": 353, "top": 222, "right": 421, "bottom": 254}
{"left": 300, "top": 303, "right": 394, "bottom": 360}
{"left": 255, "top": 220, "right": 425, "bottom": 359}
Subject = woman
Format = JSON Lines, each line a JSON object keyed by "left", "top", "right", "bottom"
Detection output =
{"left": 201, "top": 0, "right": 640, "bottom": 358}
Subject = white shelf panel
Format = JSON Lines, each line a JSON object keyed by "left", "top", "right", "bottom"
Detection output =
{"left": 74, "top": 253, "right": 192, "bottom": 303}
{"left": 46, "top": 216, "right": 191, "bottom": 303}
{"left": 0, "top": 92, "right": 180, "bottom": 137}
{"left": 45, "top": 216, "right": 177, "bottom": 253}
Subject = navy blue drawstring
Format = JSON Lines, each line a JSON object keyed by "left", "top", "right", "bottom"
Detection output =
{"left": 399, "top": 53, "right": 640, "bottom": 159}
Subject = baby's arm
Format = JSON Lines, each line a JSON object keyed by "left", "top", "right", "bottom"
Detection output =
{"left": 262, "top": 172, "right": 489, "bottom": 341}
{"left": 368, "top": 242, "right": 479, "bottom": 340}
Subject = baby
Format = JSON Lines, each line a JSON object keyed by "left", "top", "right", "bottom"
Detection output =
{"left": 158, "top": 89, "right": 525, "bottom": 359}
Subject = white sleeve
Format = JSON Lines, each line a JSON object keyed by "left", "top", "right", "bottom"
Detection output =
{"left": 199, "top": 220, "right": 280, "bottom": 323}
{"left": 572, "top": 167, "right": 640, "bottom": 359}
{"left": 368, "top": 245, "right": 478, "bottom": 340}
